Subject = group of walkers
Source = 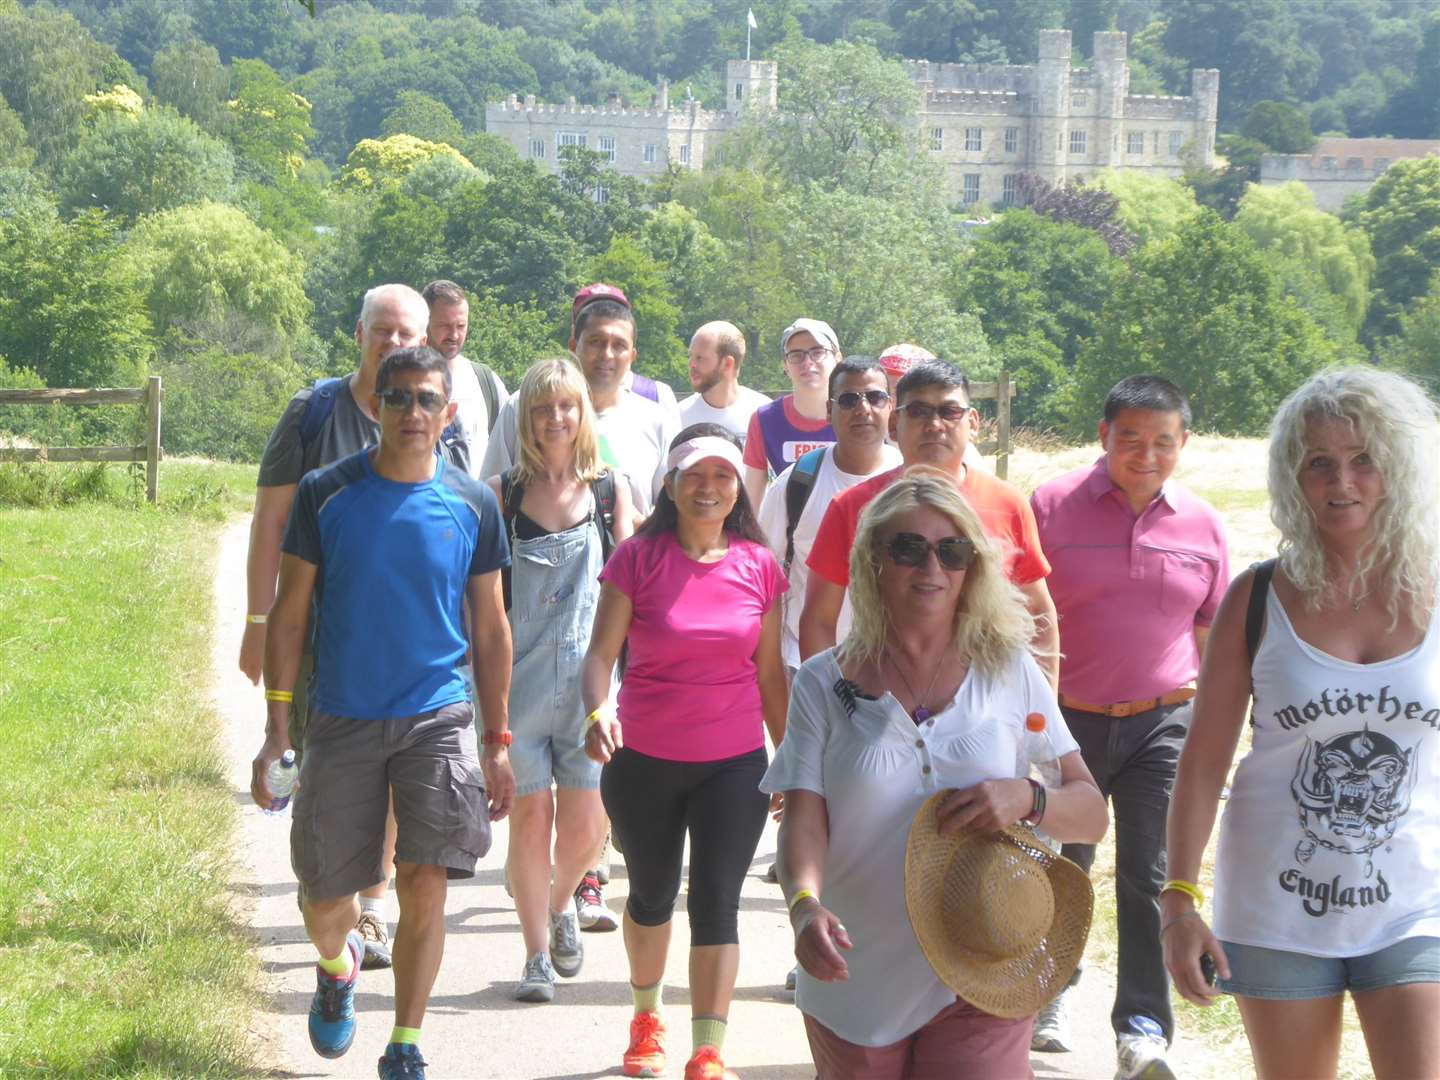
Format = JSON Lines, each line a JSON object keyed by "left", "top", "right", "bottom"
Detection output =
{"left": 244, "top": 277, "right": 1440, "bottom": 1080}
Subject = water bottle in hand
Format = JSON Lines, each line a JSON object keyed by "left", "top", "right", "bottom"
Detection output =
{"left": 1020, "top": 713, "right": 1063, "bottom": 852}
{"left": 263, "top": 749, "right": 298, "bottom": 816}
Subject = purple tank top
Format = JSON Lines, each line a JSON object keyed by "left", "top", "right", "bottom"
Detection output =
{"left": 756, "top": 397, "right": 835, "bottom": 475}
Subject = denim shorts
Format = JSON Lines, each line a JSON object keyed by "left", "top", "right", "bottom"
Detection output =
{"left": 1217, "top": 936, "right": 1440, "bottom": 1000}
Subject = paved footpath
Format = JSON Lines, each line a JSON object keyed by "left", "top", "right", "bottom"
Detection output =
{"left": 213, "top": 519, "right": 1202, "bottom": 1080}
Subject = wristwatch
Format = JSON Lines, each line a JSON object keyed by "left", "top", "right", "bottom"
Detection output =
{"left": 481, "top": 729, "right": 512, "bottom": 747}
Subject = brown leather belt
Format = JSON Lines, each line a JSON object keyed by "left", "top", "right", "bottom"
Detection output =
{"left": 1057, "top": 687, "right": 1196, "bottom": 718}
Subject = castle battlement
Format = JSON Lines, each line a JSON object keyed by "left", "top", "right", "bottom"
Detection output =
{"left": 926, "top": 89, "right": 1022, "bottom": 107}
{"left": 495, "top": 96, "right": 724, "bottom": 124}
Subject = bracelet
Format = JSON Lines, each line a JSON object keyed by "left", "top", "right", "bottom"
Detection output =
{"left": 264, "top": 689, "right": 293, "bottom": 703}
{"left": 246, "top": 614, "right": 267, "bottom": 625}
{"left": 1021, "top": 778, "right": 1047, "bottom": 825}
{"left": 1162, "top": 879, "right": 1206, "bottom": 907}
{"left": 585, "top": 704, "right": 616, "bottom": 729}
{"left": 786, "top": 888, "right": 818, "bottom": 913}
{"left": 1159, "top": 910, "right": 1204, "bottom": 937}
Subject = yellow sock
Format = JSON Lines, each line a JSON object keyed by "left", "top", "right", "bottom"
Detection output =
{"left": 316, "top": 942, "right": 352, "bottom": 978}
{"left": 631, "top": 979, "right": 663, "bottom": 1016}
{"left": 389, "top": 1026, "right": 421, "bottom": 1046}
{"left": 692, "top": 1016, "right": 727, "bottom": 1054}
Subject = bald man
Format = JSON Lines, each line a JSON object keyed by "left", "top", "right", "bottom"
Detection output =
{"left": 678, "top": 320, "right": 771, "bottom": 445}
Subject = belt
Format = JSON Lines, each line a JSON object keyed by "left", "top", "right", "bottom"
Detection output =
{"left": 1057, "top": 687, "right": 1195, "bottom": 718}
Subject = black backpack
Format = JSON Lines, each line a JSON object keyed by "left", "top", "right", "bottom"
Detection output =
{"left": 1243, "top": 558, "right": 1278, "bottom": 725}
{"left": 782, "top": 446, "right": 828, "bottom": 575}
{"left": 498, "top": 468, "right": 619, "bottom": 611}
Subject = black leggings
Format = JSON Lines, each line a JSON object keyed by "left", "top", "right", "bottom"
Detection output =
{"left": 600, "top": 746, "right": 769, "bottom": 947}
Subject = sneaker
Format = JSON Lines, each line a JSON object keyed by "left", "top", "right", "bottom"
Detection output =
{"left": 1031, "top": 987, "right": 1072, "bottom": 1053}
{"left": 576, "top": 871, "right": 618, "bottom": 932}
{"left": 1115, "top": 1017, "right": 1176, "bottom": 1080}
{"left": 549, "top": 907, "right": 584, "bottom": 977}
{"left": 685, "top": 1046, "right": 739, "bottom": 1080}
{"left": 377, "top": 1042, "right": 428, "bottom": 1079}
{"left": 308, "top": 930, "right": 363, "bottom": 1059}
{"left": 784, "top": 965, "right": 798, "bottom": 991}
{"left": 764, "top": 862, "right": 779, "bottom": 884}
{"left": 355, "top": 911, "right": 392, "bottom": 970}
{"left": 515, "top": 952, "right": 557, "bottom": 1003}
{"left": 622, "top": 1010, "right": 667, "bottom": 1077}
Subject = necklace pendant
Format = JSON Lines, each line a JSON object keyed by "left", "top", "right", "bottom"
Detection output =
{"left": 913, "top": 706, "right": 931, "bottom": 723}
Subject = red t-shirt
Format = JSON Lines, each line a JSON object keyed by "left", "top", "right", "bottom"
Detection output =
{"left": 806, "top": 465, "right": 1051, "bottom": 587}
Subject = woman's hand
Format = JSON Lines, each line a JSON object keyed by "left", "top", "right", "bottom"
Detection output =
{"left": 791, "top": 898, "right": 852, "bottom": 982}
{"left": 935, "top": 778, "right": 1032, "bottom": 835}
{"left": 584, "top": 713, "right": 623, "bottom": 763}
{"left": 769, "top": 791, "right": 784, "bottom": 822}
{"left": 1162, "top": 909, "right": 1230, "bottom": 1006}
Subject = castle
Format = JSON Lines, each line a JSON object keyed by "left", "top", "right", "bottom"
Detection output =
{"left": 484, "top": 30, "right": 1219, "bottom": 207}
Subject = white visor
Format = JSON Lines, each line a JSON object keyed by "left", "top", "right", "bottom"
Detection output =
{"left": 666, "top": 436, "right": 744, "bottom": 477}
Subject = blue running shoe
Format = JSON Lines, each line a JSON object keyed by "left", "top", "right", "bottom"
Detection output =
{"left": 308, "top": 929, "right": 363, "bottom": 1059}
{"left": 378, "top": 1042, "right": 428, "bottom": 1079}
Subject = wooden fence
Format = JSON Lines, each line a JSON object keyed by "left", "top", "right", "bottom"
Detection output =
{"left": 0, "top": 376, "right": 164, "bottom": 502}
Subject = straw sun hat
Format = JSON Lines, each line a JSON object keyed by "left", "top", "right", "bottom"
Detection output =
{"left": 904, "top": 792, "right": 1093, "bottom": 1019}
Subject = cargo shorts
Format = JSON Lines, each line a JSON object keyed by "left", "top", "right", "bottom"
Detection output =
{"left": 290, "top": 700, "right": 492, "bottom": 901}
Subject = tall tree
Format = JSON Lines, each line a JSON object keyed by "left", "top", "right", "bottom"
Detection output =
{"left": 1350, "top": 156, "right": 1440, "bottom": 342}
{"left": 151, "top": 40, "right": 231, "bottom": 135}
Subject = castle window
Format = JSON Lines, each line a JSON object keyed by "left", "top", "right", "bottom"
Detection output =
{"left": 529, "top": 138, "right": 545, "bottom": 159}
{"left": 1069, "top": 129, "right": 1087, "bottom": 155}
{"left": 1002, "top": 173, "right": 1019, "bottom": 206}
{"left": 1072, "top": 91, "right": 1087, "bottom": 108}
{"left": 930, "top": 127, "right": 944, "bottom": 151}
{"left": 962, "top": 173, "right": 981, "bottom": 204}
{"left": 1127, "top": 131, "right": 1144, "bottom": 155}
{"left": 1153, "top": 131, "right": 1161, "bottom": 154}
{"left": 593, "top": 185, "right": 609, "bottom": 204}
{"left": 1376, "top": 157, "right": 1391, "bottom": 171}
{"left": 1004, "top": 127, "right": 1018, "bottom": 153}
{"left": 598, "top": 134, "right": 617, "bottom": 163}
{"left": 736, "top": 82, "right": 744, "bottom": 100}
{"left": 1168, "top": 130, "right": 1184, "bottom": 157}
{"left": 643, "top": 143, "right": 657, "bottom": 164}
{"left": 679, "top": 143, "right": 691, "bottom": 164}
{"left": 964, "top": 127, "right": 982, "bottom": 152}
{"left": 558, "top": 131, "right": 587, "bottom": 149}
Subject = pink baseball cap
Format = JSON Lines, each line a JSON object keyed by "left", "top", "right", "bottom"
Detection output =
{"left": 571, "top": 283, "right": 631, "bottom": 326}
{"left": 666, "top": 435, "right": 744, "bottom": 477}
{"left": 879, "top": 343, "right": 936, "bottom": 379}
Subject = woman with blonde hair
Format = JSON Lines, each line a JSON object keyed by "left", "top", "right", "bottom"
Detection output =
{"left": 1164, "top": 367, "right": 1440, "bottom": 1080}
{"left": 763, "top": 470, "right": 1107, "bottom": 1078}
{"left": 486, "top": 356, "right": 633, "bottom": 1004}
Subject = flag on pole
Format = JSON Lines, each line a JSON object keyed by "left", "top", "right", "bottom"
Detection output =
{"left": 748, "top": 8, "right": 758, "bottom": 29}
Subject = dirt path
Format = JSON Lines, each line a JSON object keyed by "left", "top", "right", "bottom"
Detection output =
{"left": 213, "top": 516, "right": 1204, "bottom": 1080}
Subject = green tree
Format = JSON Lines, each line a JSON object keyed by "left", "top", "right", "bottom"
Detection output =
{"left": 157, "top": 342, "right": 306, "bottom": 461}
{"left": 636, "top": 202, "right": 727, "bottom": 339}
{"left": 1241, "top": 100, "right": 1316, "bottom": 153}
{"left": 1184, "top": 134, "right": 1267, "bottom": 219}
{"left": 1380, "top": 275, "right": 1440, "bottom": 390}
{"left": 338, "top": 133, "right": 472, "bottom": 192}
{"left": 227, "top": 59, "right": 314, "bottom": 183}
{"left": 58, "top": 107, "right": 236, "bottom": 224}
{"left": 463, "top": 294, "right": 561, "bottom": 389}
{"left": 0, "top": 97, "right": 34, "bottom": 172}
{"left": 381, "top": 90, "right": 466, "bottom": 147}
{"left": 151, "top": 39, "right": 231, "bottom": 135}
{"left": 1089, "top": 170, "right": 1202, "bottom": 247}
{"left": 1350, "top": 156, "right": 1440, "bottom": 341}
{"left": 583, "top": 235, "right": 688, "bottom": 387}
{"left": 1072, "top": 212, "right": 1335, "bottom": 434}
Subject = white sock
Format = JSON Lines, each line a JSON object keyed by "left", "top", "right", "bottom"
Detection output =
{"left": 360, "top": 895, "right": 385, "bottom": 921}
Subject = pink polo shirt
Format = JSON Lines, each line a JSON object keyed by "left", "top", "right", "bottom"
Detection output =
{"left": 1029, "top": 458, "right": 1229, "bottom": 705}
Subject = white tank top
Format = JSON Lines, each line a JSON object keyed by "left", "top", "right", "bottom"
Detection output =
{"left": 1213, "top": 585, "right": 1440, "bottom": 956}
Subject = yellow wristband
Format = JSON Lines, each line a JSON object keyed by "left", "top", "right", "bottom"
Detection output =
{"left": 1162, "top": 879, "right": 1205, "bottom": 907}
{"left": 264, "top": 689, "right": 293, "bottom": 703}
{"left": 585, "top": 704, "right": 616, "bottom": 729}
{"left": 246, "top": 614, "right": 267, "bottom": 625}
{"left": 786, "top": 888, "right": 818, "bottom": 913}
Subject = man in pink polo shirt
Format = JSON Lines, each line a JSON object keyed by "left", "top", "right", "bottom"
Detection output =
{"left": 1028, "top": 375, "right": 1228, "bottom": 1080}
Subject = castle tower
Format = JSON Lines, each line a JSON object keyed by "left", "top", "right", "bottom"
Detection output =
{"left": 725, "top": 59, "right": 778, "bottom": 115}
{"left": 1191, "top": 68, "right": 1220, "bottom": 166}
{"left": 1092, "top": 31, "right": 1129, "bottom": 169}
{"left": 1033, "top": 29, "right": 1072, "bottom": 184}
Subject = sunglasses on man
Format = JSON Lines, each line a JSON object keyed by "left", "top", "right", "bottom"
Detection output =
{"left": 379, "top": 387, "right": 450, "bottom": 415}
{"left": 899, "top": 400, "right": 971, "bottom": 423}
{"left": 833, "top": 389, "right": 892, "bottom": 410}
{"left": 885, "top": 532, "right": 977, "bottom": 571}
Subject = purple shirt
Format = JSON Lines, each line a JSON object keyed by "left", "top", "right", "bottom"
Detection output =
{"left": 1030, "top": 458, "right": 1229, "bottom": 705}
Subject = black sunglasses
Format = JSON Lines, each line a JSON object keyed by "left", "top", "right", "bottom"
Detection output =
{"left": 833, "top": 389, "right": 892, "bottom": 410}
{"left": 885, "top": 532, "right": 977, "bottom": 571}
{"left": 379, "top": 387, "right": 449, "bottom": 415}
{"left": 900, "top": 401, "right": 970, "bottom": 423}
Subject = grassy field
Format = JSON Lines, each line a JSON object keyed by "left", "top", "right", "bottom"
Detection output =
{"left": 0, "top": 459, "right": 258, "bottom": 1078}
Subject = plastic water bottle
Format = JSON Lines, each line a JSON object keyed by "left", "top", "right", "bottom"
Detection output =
{"left": 1021, "top": 712, "right": 1063, "bottom": 852}
{"left": 263, "top": 750, "right": 298, "bottom": 816}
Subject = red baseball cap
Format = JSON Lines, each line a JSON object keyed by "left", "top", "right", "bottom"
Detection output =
{"left": 879, "top": 343, "right": 936, "bottom": 379}
{"left": 571, "top": 283, "right": 631, "bottom": 326}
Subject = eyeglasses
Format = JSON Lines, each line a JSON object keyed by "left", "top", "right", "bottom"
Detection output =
{"left": 379, "top": 387, "right": 449, "bottom": 415}
{"left": 885, "top": 532, "right": 977, "bottom": 571}
{"left": 784, "top": 346, "right": 833, "bottom": 366}
{"left": 833, "top": 389, "right": 892, "bottom": 410}
{"left": 900, "top": 400, "right": 971, "bottom": 423}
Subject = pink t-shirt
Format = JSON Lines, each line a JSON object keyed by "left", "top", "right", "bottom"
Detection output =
{"left": 600, "top": 531, "right": 787, "bottom": 762}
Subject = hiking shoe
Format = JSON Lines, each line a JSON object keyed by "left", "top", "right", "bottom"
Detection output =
{"left": 1031, "top": 987, "right": 1072, "bottom": 1053}
{"left": 1115, "top": 1017, "right": 1175, "bottom": 1080}
{"left": 685, "top": 1046, "right": 739, "bottom": 1080}
{"left": 785, "top": 965, "right": 798, "bottom": 991}
{"left": 355, "top": 911, "right": 392, "bottom": 970}
{"left": 549, "top": 907, "right": 584, "bottom": 978}
{"left": 308, "top": 930, "right": 363, "bottom": 1059}
{"left": 576, "top": 872, "right": 618, "bottom": 932}
{"left": 515, "top": 952, "right": 556, "bottom": 1003}
{"left": 622, "top": 1010, "right": 666, "bottom": 1077}
{"left": 764, "top": 862, "right": 779, "bottom": 884}
{"left": 377, "top": 1041, "right": 428, "bottom": 1079}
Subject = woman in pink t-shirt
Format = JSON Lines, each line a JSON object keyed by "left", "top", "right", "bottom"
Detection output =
{"left": 582, "top": 423, "right": 789, "bottom": 1080}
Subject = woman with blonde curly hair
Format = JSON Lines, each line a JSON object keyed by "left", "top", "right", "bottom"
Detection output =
{"left": 1164, "top": 367, "right": 1440, "bottom": 1080}
{"left": 762, "top": 470, "right": 1107, "bottom": 1078}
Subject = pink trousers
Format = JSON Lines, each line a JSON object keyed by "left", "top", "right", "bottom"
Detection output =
{"left": 803, "top": 999, "right": 1034, "bottom": 1080}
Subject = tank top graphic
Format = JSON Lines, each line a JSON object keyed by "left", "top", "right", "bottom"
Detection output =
{"left": 755, "top": 397, "right": 835, "bottom": 476}
{"left": 1213, "top": 585, "right": 1440, "bottom": 956}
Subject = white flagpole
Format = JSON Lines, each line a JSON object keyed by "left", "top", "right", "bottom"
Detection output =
{"left": 746, "top": 21, "right": 752, "bottom": 61}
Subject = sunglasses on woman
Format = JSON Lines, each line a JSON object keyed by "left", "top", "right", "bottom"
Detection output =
{"left": 885, "top": 532, "right": 977, "bottom": 571}
{"left": 379, "top": 387, "right": 449, "bottom": 415}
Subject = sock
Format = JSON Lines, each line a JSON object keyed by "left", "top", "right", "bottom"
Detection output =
{"left": 692, "top": 1016, "right": 727, "bottom": 1054}
{"left": 317, "top": 941, "right": 353, "bottom": 979}
{"left": 631, "top": 979, "right": 663, "bottom": 1016}
{"left": 389, "top": 1025, "right": 421, "bottom": 1047}
{"left": 359, "top": 895, "right": 385, "bottom": 920}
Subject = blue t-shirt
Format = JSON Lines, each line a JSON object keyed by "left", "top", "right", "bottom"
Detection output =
{"left": 283, "top": 448, "right": 510, "bottom": 720}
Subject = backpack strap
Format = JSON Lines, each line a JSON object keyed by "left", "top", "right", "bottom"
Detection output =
{"left": 591, "top": 470, "right": 618, "bottom": 564}
{"left": 630, "top": 373, "right": 660, "bottom": 403}
{"left": 298, "top": 376, "right": 345, "bottom": 452}
{"left": 782, "top": 446, "right": 827, "bottom": 575}
{"left": 471, "top": 360, "right": 501, "bottom": 434}
{"left": 1245, "top": 558, "right": 1277, "bottom": 665}
{"left": 499, "top": 470, "right": 524, "bottom": 612}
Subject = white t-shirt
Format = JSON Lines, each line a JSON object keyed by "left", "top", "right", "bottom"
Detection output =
{"left": 679, "top": 385, "right": 772, "bottom": 445}
{"left": 1213, "top": 584, "right": 1440, "bottom": 956}
{"left": 479, "top": 370, "right": 680, "bottom": 517}
{"left": 757, "top": 445, "right": 902, "bottom": 668}
{"left": 449, "top": 354, "right": 510, "bottom": 479}
{"left": 761, "top": 648, "right": 1076, "bottom": 1046}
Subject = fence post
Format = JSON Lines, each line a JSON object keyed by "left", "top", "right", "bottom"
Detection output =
{"left": 995, "top": 369, "right": 1012, "bottom": 480}
{"left": 145, "top": 375, "right": 162, "bottom": 504}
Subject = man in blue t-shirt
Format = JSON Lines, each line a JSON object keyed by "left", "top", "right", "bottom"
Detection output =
{"left": 251, "top": 346, "right": 515, "bottom": 1079}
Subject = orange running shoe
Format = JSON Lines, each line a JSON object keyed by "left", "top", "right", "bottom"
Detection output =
{"left": 684, "top": 1046, "right": 739, "bottom": 1080}
{"left": 622, "top": 1011, "right": 667, "bottom": 1078}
